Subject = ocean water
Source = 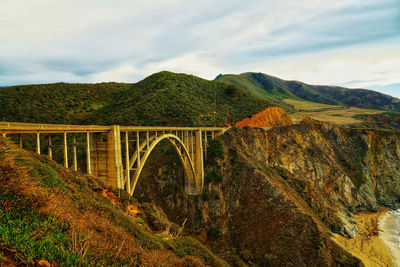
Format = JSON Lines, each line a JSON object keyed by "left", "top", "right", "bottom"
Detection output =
{"left": 388, "top": 209, "right": 400, "bottom": 248}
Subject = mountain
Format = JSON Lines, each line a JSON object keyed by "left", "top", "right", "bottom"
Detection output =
{"left": 216, "top": 72, "right": 400, "bottom": 111}
{"left": 0, "top": 72, "right": 273, "bottom": 127}
{"left": 0, "top": 82, "right": 130, "bottom": 124}
{"left": 91, "top": 71, "right": 273, "bottom": 126}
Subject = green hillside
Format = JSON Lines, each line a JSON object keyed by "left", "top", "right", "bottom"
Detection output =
{"left": 216, "top": 72, "right": 400, "bottom": 111}
{"left": 216, "top": 72, "right": 337, "bottom": 107}
{"left": 0, "top": 82, "right": 130, "bottom": 124}
{"left": 92, "top": 71, "right": 273, "bottom": 126}
{"left": 0, "top": 137, "right": 227, "bottom": 266}
{"left": 0, "top": 72, "right": 273, "bottom": 127}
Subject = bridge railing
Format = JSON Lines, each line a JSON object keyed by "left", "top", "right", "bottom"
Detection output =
{"left": 0, "top": 121, "right": 111, "bottom": 133}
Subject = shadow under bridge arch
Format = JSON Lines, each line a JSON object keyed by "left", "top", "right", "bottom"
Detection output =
{"left": 124, "top": 133, "right": 202, "bottom": 196}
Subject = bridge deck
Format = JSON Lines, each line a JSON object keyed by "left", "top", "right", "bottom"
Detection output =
{"left": 0, "top": 122, "right": 226, "bottom": 133}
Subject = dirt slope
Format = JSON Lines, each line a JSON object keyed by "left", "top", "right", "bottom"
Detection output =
{"left": 236, "top": 106, "right": 293, "bottom": 127}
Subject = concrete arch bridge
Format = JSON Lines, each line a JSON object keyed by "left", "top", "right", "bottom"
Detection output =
{"left": 0, "top": 122, "right": 225, "bottom": 195}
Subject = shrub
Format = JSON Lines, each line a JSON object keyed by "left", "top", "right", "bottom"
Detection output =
{"left": 224, "top": 85, "right": 239, "bottom": 98}
{"left": 201, "top": 192, "right": 210, "bottom": 201}
{"left": 171, "top": 236, "right": 227, "bottom": 266}
{"left": 208, "top": 227, "right": 221, "bottom": 238}
{"left": 205, "top": 169, "right": 223, "bottom": 183}
{"left": 206, "top": 139, "right": 224, "bottom": 167}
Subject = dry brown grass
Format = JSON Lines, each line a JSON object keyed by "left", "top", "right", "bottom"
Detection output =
{"left": 0, "top": 137, "right": 216, "bottom": 266}
{"left": 290, "top": 107, "right": 382, "bottom": 125}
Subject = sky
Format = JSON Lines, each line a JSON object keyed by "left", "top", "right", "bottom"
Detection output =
{"left": 1, "top": 0, "right": 400, "bottom": 97}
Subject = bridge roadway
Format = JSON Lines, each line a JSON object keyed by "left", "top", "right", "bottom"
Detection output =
{"left": 0, "top": 122, "right": 226, "bottom": 195}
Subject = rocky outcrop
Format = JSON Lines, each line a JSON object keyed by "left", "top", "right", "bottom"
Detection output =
{"left": 134, "top": 118, "right": 400, "bottom": 266}
{"left": 236, "top": 106, "right": 293, "bottom": 128}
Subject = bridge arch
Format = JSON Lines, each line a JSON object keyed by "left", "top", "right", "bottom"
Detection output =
{"left": 125, "top": 133, "right": 199, "bottom": 196}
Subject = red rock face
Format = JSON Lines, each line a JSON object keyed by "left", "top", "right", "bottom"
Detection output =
{"left": 236, "top": 106, "right": 293, "bottom": 128}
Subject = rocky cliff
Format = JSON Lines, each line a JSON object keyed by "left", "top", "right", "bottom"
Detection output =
{"left": 134, "top": 118, "right": 400, "bottom": 266}
{"left": 236, "top": 106, "right": 293, "bottom": 128}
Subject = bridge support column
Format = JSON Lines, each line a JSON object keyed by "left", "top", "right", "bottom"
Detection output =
{"left": 48, "top": 134, "right": 52, "bottom": 159}
{"left": 19, "top": 134, "right": 23, "bottom": 148}
{"left": 86, "top": 132, "right": 92, "bottom": 174}
{"left": 204, "top": 131, "right": 208, "bottom": 160}
{"left": 106, "top": 125, "right": 123, "bottom": 189}
{"left": 125, "top": 132, "right": 131, "bottom": 193}
{"left": 73, "top": 135, "right": 77, "bottom": 171}
{"left": 36, "top": 133, "right": 40, "bottom": 154}
{"left": 195, "top": 130, "right": 204, "bottom": 190}
{"left": 63, "top": 132, "right": 68, "bottom": 168}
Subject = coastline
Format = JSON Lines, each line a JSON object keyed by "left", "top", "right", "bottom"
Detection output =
{"left": 333, "top": 207, "right": 394, "bottom": 267}
{"left": 379, "top": 210, "right": 400, "bottom": 267}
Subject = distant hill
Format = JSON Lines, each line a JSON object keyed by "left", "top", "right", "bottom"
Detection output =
{"left": 91, "top": 71, "right": 273, "bottom": 126}
{"left": 0, "top": 72, "right": 273, "bottom": 126}
{"left": 216, "top": 72, "right": 400, "bottom": 111}
{"left": 0, "top": 82, "right": 130, "bottom": 124}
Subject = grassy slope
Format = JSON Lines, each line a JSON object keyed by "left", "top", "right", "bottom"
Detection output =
{"left": 0, "top": 82, "right": 130, "bottom": 124}
{"left": 214, "top": 73, "right": 293, "bottom": 109}
{"left": 290, "top": 107, "right": 383, "bottom": 125}
{"left": 0, "top": 137, "right": 227, "bottom": 266}
{"left": 216, "top": 72, "right": 400, "bottom": 111}
{"left": 216, "top": 72, "right": 337, "bottom": 106}
{"left": 0, "top": 72, "right": 273, "bottom": 127}
{"left": 92, "top": 71, "right": 273, "bottom": 126}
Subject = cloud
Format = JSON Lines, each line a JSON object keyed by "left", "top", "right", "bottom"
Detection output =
{"left": 0, "top": 0, "right": 399, "bottom": 98}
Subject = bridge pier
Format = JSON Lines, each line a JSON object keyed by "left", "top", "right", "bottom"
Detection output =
{"left": 48, "top": 134, "right": 52, "bottom": 159}
{"left": 36, "top": 133, "right": 40, "bottom": 154}
{"left": 107, "top": 125, "right": 123, "bottom": 189}
{"left": 195, "top": 130, "right": 204, "bottom": 189}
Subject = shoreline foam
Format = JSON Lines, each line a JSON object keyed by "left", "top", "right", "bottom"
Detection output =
{"left": 379, "top": 210, "right": 400, "bottom": 267}
{"left": 333, "top": 207, "right": 394, "bottom": 267}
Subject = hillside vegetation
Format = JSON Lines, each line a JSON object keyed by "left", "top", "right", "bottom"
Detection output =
{"left": 216, "top": 72, "right": 400, "bottom": 111}
{"left": 92, "top": 71, "right": 273, "bottom": 126}
{"left": 0, "top": 82, "right": 130, "bottom": 124}
{"left": 0, "top": 72, "right": 273, "bottom": 127}
{"left": 0, "top": 137, "right": 227, "bottom": 266}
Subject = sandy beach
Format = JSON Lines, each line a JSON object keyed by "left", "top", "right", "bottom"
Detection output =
{"left": 333, "top": 207, "right": 394, "bottom": 267}
{"left": 379, "top": 210, "right": 400, "bottom": 267}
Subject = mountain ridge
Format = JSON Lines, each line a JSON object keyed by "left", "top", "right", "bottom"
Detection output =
{"left": 215, "top": 72, "right": 400, "bottom": 111}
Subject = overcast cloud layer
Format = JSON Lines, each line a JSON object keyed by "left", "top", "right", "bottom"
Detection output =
{"left": 1, "top": 0, "right": 400, "bottom": 97}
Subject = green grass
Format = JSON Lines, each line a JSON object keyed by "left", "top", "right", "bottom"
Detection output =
{"left": 29, "top": 161, "right": 68, "bottom": 191}
{"left": 216, "top": 72, "right": 336, "bottom": 108}
{"left": 283, "top": 99, "right": 340, "bottom": 110}
{"left": 171, "top": 236, "right": 228, "bottom": 266}
{"left": 216, "top": 73, "right": 289, "bottom": 102}
{"left": 0, "top": 193, "right": 88, "bottom": 266}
